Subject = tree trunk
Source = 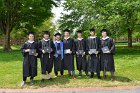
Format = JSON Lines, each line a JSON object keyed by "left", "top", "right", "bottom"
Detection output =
{"left": 3, "top": 28, "right": 12, "bottom": 51}
{"left": 128, "top": 29, "right": 132, "bottom": 48}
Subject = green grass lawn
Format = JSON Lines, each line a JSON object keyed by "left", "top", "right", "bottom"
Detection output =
{"left": 0, "top": 43, "right": 140, "bottom": 89}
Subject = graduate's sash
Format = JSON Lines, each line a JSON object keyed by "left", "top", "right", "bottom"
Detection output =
{"left": 41, "top": 40, "right": 52, "bottom": 53}
{"left": 55, "top": 41, "right": 64, "bottom": 59}
{"left": 88, "top": 37, "right": 98, "bottom": 54}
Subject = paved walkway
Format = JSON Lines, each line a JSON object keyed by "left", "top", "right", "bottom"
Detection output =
{"left": 0, "top": 86, "right": 140, "bottom": 93}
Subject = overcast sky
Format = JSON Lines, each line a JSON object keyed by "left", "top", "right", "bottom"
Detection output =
{"left": 51, "top": 1, "right": 65, "bottom": 24}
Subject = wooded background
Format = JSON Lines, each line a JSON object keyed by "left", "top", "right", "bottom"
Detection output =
{"left": 0, "top": 0, "right": 140, "bottom": 51}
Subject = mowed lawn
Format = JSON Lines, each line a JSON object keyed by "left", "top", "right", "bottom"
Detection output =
{"left": 0, "top": 43, "right": 140, "bottom": 89}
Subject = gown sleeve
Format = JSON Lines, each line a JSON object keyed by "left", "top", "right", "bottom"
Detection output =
{"left": 74, "top": 39, "right": 77, "bottom": 52}
{"left": 38, "top": 40, "right": 43, "bottom": 54}
{"left": 21, "top": 43, "right": 27, "bottom": 57}
{"left": 51, "top": 41, "right": 56, "bottom": 54}
{"left": 110, "top": 38, "right": 116, "bottom": 55}
{"left": 97, "top": 38, "right": 101, "bottom": 54}
{"left": 35, "top": 42, "right": 39, "bottom": 54}
{"left": 86, "top": 38, "right": 90, "bottom": 54}
{"left": 72, "top": 38, "right": 76, "bottom": 54}
{"left": 83, "top": 39, "right": 87, "bottom": 53}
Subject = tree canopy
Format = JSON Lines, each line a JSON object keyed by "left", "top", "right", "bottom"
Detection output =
{"left": 59, "top": 0, "right": 140, "bottom": 47}
{"left": 0, "top": 0, "right": 59, "bottom": 51}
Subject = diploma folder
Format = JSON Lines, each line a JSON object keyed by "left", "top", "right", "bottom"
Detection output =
{"left": 43, "top": 47, "right": 52, "bottom": 53}
{"left": 56, "top": 50, "right": 61, "bottom": 55}
{"left": 64, "top": 49, "right": 71, "bottom": 54}
{"left": 29, "top": 49, "right": 36, "bottom": 55}
{"left": 101, "top": 46, "right": 110, "bottom": 53}
{"left": 77, "top": 50, "right": 84, "bottom": 55}
{"left": 89, "top": 49, "right": 97, "bottom": 54}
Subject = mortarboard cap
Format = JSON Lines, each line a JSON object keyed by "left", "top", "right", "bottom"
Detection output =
{"left": 54, "top": 32, "right": 61, "bottom": 37}
{"left": 77, "top": 30, "right": 83, "bottom": 33}
{"left": 43, "top": 31, "right": 50, "bottom": 35}
{"left": 90, "top": 28, "right": 95, "bottom": 32}
{"left": 63, "top": 29, "right": 70, "bottom": 33}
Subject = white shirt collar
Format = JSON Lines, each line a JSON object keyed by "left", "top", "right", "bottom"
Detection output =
{"left": 55, "top": 40, "right": 61, "bottom": 43}
{"left": 89, "top": 36, "right": 97, "bottom": 39}
{"left": 77, "top": 38, "right": 83, "bottom": 40}
{"left": 64, "top": 37, "right": 70, "bottom": 40}
{"left": 102, "top": 36, "right": 109, "bottom": 40}
{"left": 27, "top": 40, "right": 34, "bottom": 43}
{"left": 43, "top": 38, "right": 50, "bottom": 41}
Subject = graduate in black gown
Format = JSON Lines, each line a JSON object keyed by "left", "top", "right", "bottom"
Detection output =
{"left": 54, "top": 32, "right": 64, "bottom": 77}
{"left": 75, "top": 30, "right": 87, "bottom": 77}
{"left": 21, "top": 32, "right": 38, "bottom": 86}
{"left": 38, "top": 31, "right": 56, "bottom": 81}
{"left": 100, "top": 29, "right": 116, "bottom": 81}
{"left": 87, "top": 28, "right": 101, "bottom": 79}
{"left": 63, "top": 29, "right": 76, "bottom": 79}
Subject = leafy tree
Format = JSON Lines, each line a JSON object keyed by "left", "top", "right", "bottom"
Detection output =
{"left": 35, "top": 17, "right": 56, "bottom": 40}
{"left": 59, "top": 0, "right": 140, "bottom": 47}
{"left": 0, "top": 0, "right": 58, "bottom": 51}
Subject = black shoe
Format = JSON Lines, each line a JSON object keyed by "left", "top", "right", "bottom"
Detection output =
{"left": 97, "top": 76, "right": 102, "bottom": 79}
{"left": 90, "top": 72, "right": 94, "bottom": 78}
{"left": 48, "top": 78, "right": 53, "bottom": 80}
{"left": 111, "top": 76, "right": 115, "bottom": 81}
{"left": 78, "top": 72, "right": 82, "bottom": 77}
{"left": 103, "top": 75, "right": 107, "bottom": 79}
{"left": 90, "top": 75, "right": 94, "bottom": 78}
{"left": 41, "top": 79, "right": 45, "bottom": 82}
{"left": 85, "top": 72, "right": 89, "bottom": 77}
{"left": 60, "top": 74, "right": 63, "bottom": 76}
{"left": 78, "top": 74, "right": 82, "bottom": 77}
{"left": 68, "top": 74, "right": 71, "bottom": 76}
{"left": 85, "top": 71, "right": 88, "bottom": 76}
{"left": 60, "top": 71, "right": 64, "bottom": 76}
{"left": 30, "top": 80, "right": 34, "bottom": 86}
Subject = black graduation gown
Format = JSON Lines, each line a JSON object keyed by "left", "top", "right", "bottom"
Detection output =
{"left": 63, "top": 38, "right": 75, "bottom": 71}
{"left": 21, "top": 41, "right": 38, "bottom": 77}
{"left": 100, "top": 38, "right": 116, "bottom": 72}
{"left": 54, "top": 42, "right": 64, "bottom": 72}
{"left": 38, "top": 39, "right": 56, "bottom": 74}
{"left": 75, "top": 39, "right": 87, "bottom": 71}
{"left": 87, "top": 37, "right": 101, "bottom": 73}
